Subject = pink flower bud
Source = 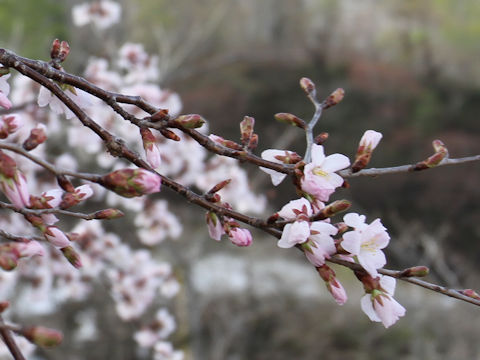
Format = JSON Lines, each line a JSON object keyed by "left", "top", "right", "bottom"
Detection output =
{"left": 140, "top": 128, "right": 161, "bottom": 169}
{"left": 323, "top": 88, "right": 345, "bottom": 109}
{"left": 50, "top": 39, "right": 61, "bottom": 58}
{"left": 23, "top": 326, "right": 63, "bottom": 347}
{"left": 206, "top": 212, "right": 224, "bottom": 241}
{"left": 60, "top": 184, "right": 94, "bottom": 209}
{"left": 318, "top": 200, "right": 351, "bottom": 219}
{"left": 41, "top": 189, "right": 64, "bottom": 208}
{"left": 44, "top": 227, "right": 71, "bottom": 248}
{"left": 399, "top": 266, "right": 429, "bottom": 277}
{"left": 59, "top": 41, "right": 70, "bottom": 62}
{"left": 93, "top": 208, "right": 124, "bottom": 219}
{"left": 0, "top": 114, "right": 23, "bottom": 138}
{"left": 351, "top": 130, "right": 383, "bottom": 173}
{"left": 0, "top": 172, "right": 30, "bottom": 209}
{"left": 240, "top": 116, "right": 257, "bottom": 148}
{"left": 314, "top": 132, "right": 329, "bottom": 145}
{"left": 100, "top": 168, "right": 161, "bottom": 198}
{"left": 228, "top": 227, "right": 252, "bottom": 247}
{"left": 300, "top": 77, "right": 315, "bottom": 94}
{"left": 23, "top": 124, "right": 47, "bottom": 151}
{"left": 317, "top": 264, "right": 348, "bottom": 305}
{"left": 461, "top": 289, "right": 480, "bottom": 299}
{"left": 358, "top": 130, "right": 383, "bottom": 152}
{"left": 411, "top": 139, "right": 449, "bottom": 171}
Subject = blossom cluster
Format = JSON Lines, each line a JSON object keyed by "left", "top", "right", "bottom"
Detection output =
{"left": 255, "top": 132, "right": 405, "bottom": 327}
{"left": 0, "top": 1, "right": 431, "bottom": 358}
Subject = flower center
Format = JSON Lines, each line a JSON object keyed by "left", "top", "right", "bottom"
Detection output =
{"left": 313, "top": 167, "right": 329, "bottom": 177}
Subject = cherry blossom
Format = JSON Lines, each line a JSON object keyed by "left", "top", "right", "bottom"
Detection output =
{"left": 301, "top": 144, "right": 350, "bottom": 201}
{"left": 360, "top": 275, "right": 406, "bottom": 328}
{"left": 72, "top": 0, "right": 121, "bottom": 30}
{"left": 228, "top": 227, "right": 253, "bottom": 247}
{"left": 259, "top": 149, "right": 298, "bottom": 186}
{"left": 0, "top": 73, "right": 12, "bottom": 109}
{"left": 341, "top": 213, "right": 390, "bottom": 277}
{"left": 302, "top": 222, "right": 338, "bottom": 266}
{"left": 153, "top": 341, "right": 184, "bottom": 360}
{"left": 38, "top": 85, "right": 92, "bottom": 119}
{"left": 134, "top": 308, "right": 176, "bottom": 348}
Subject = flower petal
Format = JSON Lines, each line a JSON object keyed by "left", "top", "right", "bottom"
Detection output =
{"left": 321, "top": 153, "right": 350, "bottom": 173}
{"left": 360, "top": 294, "right": 381, "bottom": 322}
{"left": 341, "top": 231, "right": 361, "bottom": 255}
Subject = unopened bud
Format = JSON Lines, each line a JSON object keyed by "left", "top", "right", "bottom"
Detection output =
{"left": 150, "top": 109, "right": 169, "bottom": 122}
{"left": 23, "top": 124, "right": 47, "bottom": 151}
{"left": 0, "top": 250, "right": 18, "bottom": 271}
{"left": 58, "top": 41, "right": 70, "bottom": 62}
{"left": 461, "top": 289, "right": 480, "bottom": 300}
{"left": 57, "top": 175, "right": 75, "bottom": 193}
{"left": 399, "top": 266, "right": 429, "bottom": 277}
{"left": 209, "top": 134, "right": 243, "bottom": 151}
{"left": 0, "top": 301, "right": 9, "bottom": 313}
{"left": 300, "top": 77, "right": 315, "bottom": 94}
{"left": 100, "top": 168, "right": 161, "bottom": 198}
{"left": 323, "top": 88, "right": 345, "bottom": 109}
{"left": 207, "top": 179, "right": 231, "bottom": 194}
{"left": 23, "top": 326, "right": 63, "bottom": 347}
{"left": 432, "top": 139, "right": 448, "bottom": 154}
{"left": 50, "top": 39, "right": 61, "bottom": 60}
{"left": 316, "top": 264, "right": 336, "bottom": 282}
{"left": 159, "top": 128, "right": 180, "bottom": 141}
{"left": 314, "top": 132, "right": 329, "bottom": 145}
{"left": 0, "top": 114, "right": 23, "bottom": 139}
{"left": 411, "top": 140, "right": 449, "bottom": 171}
{"left": 352, "top": 130, "right": 383, "bottom": 173}
{"left": 61, "top": 246, "right": 82, "bottom": 268}
{"left": 240, "top": 116, "right": 255, "bottom": 145}
{"left": 174, "top": 114, "right": 205, "bottom": 129}
{"left": 248, "top": 133, "right": 258, "bottom": 150}
{"left": 319, "top": 200, "right": 351, "bottom": 219}
{"left": 274, "top": 113, "right": 306, "bottom": 129}
{"left": 93, "top": 208, "right": 124, "bottom": 220}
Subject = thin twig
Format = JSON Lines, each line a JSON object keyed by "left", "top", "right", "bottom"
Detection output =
{"left": 0, "top": 315, "right": 26, "bottom": 360}
{"left": 328, "top": 257, "right": 480, "bottom": 307}
{"left": 340, "top": 155, "right": 480, "bottom": 178}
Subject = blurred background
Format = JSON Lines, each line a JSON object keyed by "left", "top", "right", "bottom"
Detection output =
{"left": 1, "top": 0, "right": 480, "bottom": 359}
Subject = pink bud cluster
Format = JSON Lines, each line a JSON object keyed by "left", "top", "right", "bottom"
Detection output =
{"left": 205, "top": 188, "right": 253, "bottom": 247}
